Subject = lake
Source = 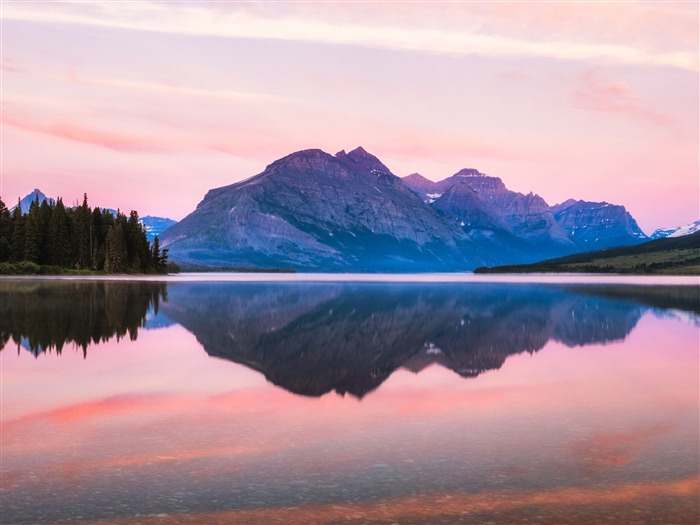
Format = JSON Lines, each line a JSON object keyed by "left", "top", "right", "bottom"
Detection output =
{"left": 1, "top": 275, "right": 698, "bottom": 525}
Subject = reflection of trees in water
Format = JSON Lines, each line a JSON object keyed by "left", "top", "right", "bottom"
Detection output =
{"left": 0, "top": 281, "right": 167, "bottom": 356}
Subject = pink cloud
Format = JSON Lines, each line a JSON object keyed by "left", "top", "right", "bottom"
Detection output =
{"left": 2, "top": 111, "right": 176, "bottom": 153}
{"left": 1, "top": 57, "right": 25, "bottom": 73}
{"left": 572, "top": 71, "right": 674, "bottom": 127}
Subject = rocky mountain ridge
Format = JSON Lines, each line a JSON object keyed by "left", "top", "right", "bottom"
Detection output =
{"left": 162, "top": 147, "right": 657, "bottom": 271}
{"left": 162, "top": 147, "right": 495, "bottom": 271}
{"left": 550, "top": 199, "right": 648, "bottom": 249}
{"left": 163, "top": 147, "right": 624, "bottom": 271}
{"left": 404, "top": 173, "right": 647, "bottom": 251}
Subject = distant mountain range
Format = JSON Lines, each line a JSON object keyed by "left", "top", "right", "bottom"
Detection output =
{"left": 10, "top": 189, "right": 175, "bottom": 242}
{"left": 160, "top": 146, "right": 696, "bottom": 271}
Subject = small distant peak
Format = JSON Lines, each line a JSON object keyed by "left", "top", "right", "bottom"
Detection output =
{"left": 551, "top": 198, "right": 580, "bottom": 212}
{"left": 349, "top": 146, "right": 369, "bottom": 156}
{"left": 561, "top": 198, "right": 580, "bottom": 206}
{"left": 454, "top": 168, "right": 485, "bottom": 178}
{"left": 404, "top": 173, "right": 431, "bottom": 182}
{"left": 345, "top": 146, "right": 380, "bottom": 164}
{"left": 336, "top": 146, "right": 393, "bottom": 175}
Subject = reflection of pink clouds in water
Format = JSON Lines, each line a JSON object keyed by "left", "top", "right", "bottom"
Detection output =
{"left": 570, "top": 423, "right": 674, "bottom": 477}
{"left": 1, "top": 312, "right": 697, "bottom": 523}
{"left": 28, "top": 477, "right": 700, "bottom": 525}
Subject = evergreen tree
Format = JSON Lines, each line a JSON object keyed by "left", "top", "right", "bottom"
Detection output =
{"left": 37, "top": 199, "right": 52, "bottom": 264}
{"left": 10, "top": 201, "right": 25, "bottom": 262}
{"left": 49, "top": 199, "right": 72, "bottom": 267}
{"left": 23, "top": 198, "right": 42, "bottom": 263}
{"left": 0, "top": 198, "right": 11, "bottom": 262}
{"left": 105, "top": 222, "right": 127, "bottom": 273}
{"left": 125, "top": 210, "right": 151, "bottom": 273}
{"left": 91, "top": 207, "right": 107, "bottom": 270}
{"left": 73, "top": 194, "right": 91, "bottom": 269}
{"left": 151, "top": 236, "right": 168, "bottom": 273}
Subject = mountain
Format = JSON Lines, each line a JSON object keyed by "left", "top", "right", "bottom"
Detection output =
{"left": 550, "top": 199, "right": 648, "bottom": 249}
{"left": 404, "top": 173, "right": 649, "bottom": 254}
{"left": 475, "top": 230, "right": 700, "bottom": 275}
{"left": 651, "top": 219, "right": 700, "bottom": 239}
{"left": 161, "top": 147, "right": 488, "bottom": 271}
{"left": 426, "top": 169, "right": 574, "bottom": 252}
{"left": 141, "top": 216, "right": 177, "bottom": 242}
{"left": 404, "top": 168, "right": 486, "bottom": 202}
{"left": 162, "top": 148, "right": 580, "bottom": 271}
{"left": 10, "top": 189, "right": 55, "bottom": 214}
{"left": 402, "top": 173, "right": 439, "bottom": 200}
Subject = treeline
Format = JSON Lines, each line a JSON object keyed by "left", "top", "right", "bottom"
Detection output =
{"left": 0, "top": 194, "right": 168, "bottom": 274}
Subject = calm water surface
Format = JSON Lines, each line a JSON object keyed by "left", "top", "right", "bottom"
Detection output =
{"left": 1, "top": 275, "right": 698, "bottom": 525}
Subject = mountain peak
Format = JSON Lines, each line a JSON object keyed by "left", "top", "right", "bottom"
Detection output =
{"left": 335, "top": 146, "right": 392, "bottom": 175}
{"left": 348, "top": 146, "right": 369, "bottom": 156}
{"left": 454, "top": 168, "right": 485, "bottom": 178}
{"left": 403, "top": 173, "right": 433, "bottom": 184}
{"left": 551, "top": 199, "right": 648, "bottom": 247}
{"left": 11, "top": 188, "right": 55, "bottom": 214}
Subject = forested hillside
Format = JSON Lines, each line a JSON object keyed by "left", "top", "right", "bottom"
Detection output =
{"left": 0, "top": 195, "right": 168, "bottom": 274}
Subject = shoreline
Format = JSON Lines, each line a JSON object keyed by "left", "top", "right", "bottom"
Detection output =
{"left": 2, "top": 272, "right": 699, "bottom": 286}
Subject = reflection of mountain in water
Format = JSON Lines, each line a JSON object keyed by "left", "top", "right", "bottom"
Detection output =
{"left": 0, "top": 280, "right": 167, "bottom": 355}
{"left": 161, "top": 283, "right": 694, "bottom": 398}
{"left": 3, "top": 279, "right": 697, "bottom": 397}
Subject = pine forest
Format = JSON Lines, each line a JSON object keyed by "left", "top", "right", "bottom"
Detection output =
{"left": 0, "top": 195, "right": 169, "bottom": 274}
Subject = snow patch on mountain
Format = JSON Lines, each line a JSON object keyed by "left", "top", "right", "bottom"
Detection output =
{"left": 650, "top": 219, "right": 700, "bottom": 239}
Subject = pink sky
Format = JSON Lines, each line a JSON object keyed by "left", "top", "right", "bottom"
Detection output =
{"left": 1, "top": 1, "right": 698, "bottom": 233}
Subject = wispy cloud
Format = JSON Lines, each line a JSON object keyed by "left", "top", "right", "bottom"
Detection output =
{"left": 3, "top": 2, "right": 697, "bottom": 71}
{"left": 1, "top": 57, "right": 26, "bottom": 74}
{"left": 3, "top": 109, "right": 178, "bottom": 153}
{"left": 572, "top": 71, "right": 675, "bottom": 127}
